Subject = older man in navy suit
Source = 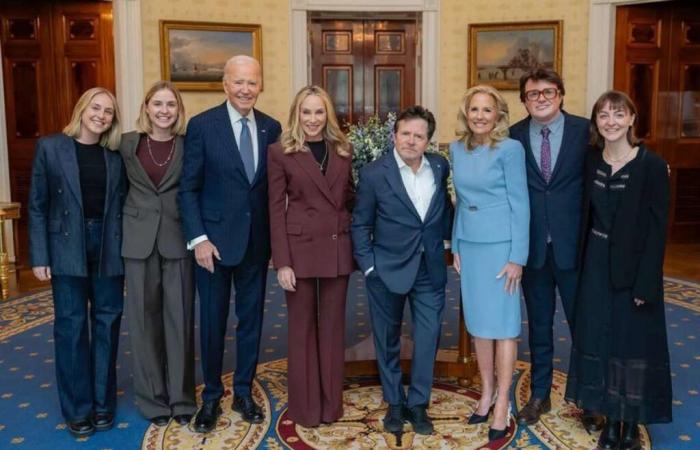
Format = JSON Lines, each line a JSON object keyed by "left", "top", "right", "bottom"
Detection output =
{"left": 178, "top": 55, "right": 282, "bottom": 433}
{"left": 509, "top": 69, "right": 602, "bottom": 431}
{"left": 352, "top": 106, "right": 453, "bottom": 436}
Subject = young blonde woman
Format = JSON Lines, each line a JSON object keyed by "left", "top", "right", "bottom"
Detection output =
{"left": 29, "top": 87, "right": 125, "bottom": 437}
{"left": 450, "top": 85, "right": 530, "bottom": 442}
{"left": 268, "top": 85, "right": 354, "bottom": 427}
{"left": 119, "top": 81, "right": 196, "bottom": 427}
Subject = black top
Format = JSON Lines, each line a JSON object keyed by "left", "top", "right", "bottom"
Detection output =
{"left": 74, "top": 140, "right": 106, "bottom": 219}
{"left": 590, "top": 150, "right": 641, "bottom": 234}
{"left": 307, "top": 140, "right": 328, "bottom": 174}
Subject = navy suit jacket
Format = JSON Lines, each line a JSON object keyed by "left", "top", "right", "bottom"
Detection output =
{"left": 351, "top": 151, "right": 453, "bottom": 295}
{"left": 509, "top": 111, "right": 588, "bottom": 270}
{"left": 178, "top": 102, "right": 282, "bottom": 266}
{"left": 28, "top": 133, "right": 126, "bottom": 277}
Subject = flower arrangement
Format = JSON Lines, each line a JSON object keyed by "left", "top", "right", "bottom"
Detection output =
{"left": 348, "top": 112, "right": 439, "bottom": 184}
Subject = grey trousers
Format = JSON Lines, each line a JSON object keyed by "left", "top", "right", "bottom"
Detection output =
{"left": 124, "top": 251, "right": 196, "bottom": 419}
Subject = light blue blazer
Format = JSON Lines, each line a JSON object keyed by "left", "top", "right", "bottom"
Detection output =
{"left": 450, "top": 137, "right": 530, "bottom": 265}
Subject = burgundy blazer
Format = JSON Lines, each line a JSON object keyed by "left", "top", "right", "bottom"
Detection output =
{"left": 268, "top": 141, "right": 354, "bottom": 278}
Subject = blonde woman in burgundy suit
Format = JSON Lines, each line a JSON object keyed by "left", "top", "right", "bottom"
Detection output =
{"left": 268, "top": 85, "right": 354, "bottom": 427}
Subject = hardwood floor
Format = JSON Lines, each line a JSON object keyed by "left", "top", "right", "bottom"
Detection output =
{"left": 2, "top": 243, "right": 700, "bottom": 300}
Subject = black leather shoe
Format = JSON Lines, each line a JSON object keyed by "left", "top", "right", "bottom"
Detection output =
{"left": 581, "top": 409, "right": 604, "bottom": 433}
{"left": 488, "top": 426, "right": 508, "bottom": 442}
{"left": 516, "top": 397, "right": 551, "bottom": 425}
{"left": 232, "top": 395, "right": 264, "bottom": 424}
{"left": 67, "top": 419, "right": 95, "bottom": 438}
{"left": 383, "top": 404, "right": 406, "bottom": 433}
{"left": 598, "top": 418, "right": 622, "bottom": 450}
{"left": 149, "top": 415, "right": 170, "bottom": 427}
{"left": 406, "top": 405, "right": 434, "bottom": 435}
{"left": 467, "top": 402, "right": 494, "bottom": 425}
{"left": 173, "top": 414, "right": 193, "bottom": 426}
{"left": 92, "top": 412, "right": 114, "bottom": 431}
{"left": 194, "top": 401, "right": 222, "bottom": 433}
{"left": 620, "top": 422, "right": 641, "bottom": 450}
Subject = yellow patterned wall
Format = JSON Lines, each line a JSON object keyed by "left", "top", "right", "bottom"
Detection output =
{"left": 438, "top": 0, "right": 590, "bottom": 142}
{"left": 140, "top": 0, "right": 290, "bottom": 124}
{"left": 139, "top": 0, "right": 589, "bottom": 141}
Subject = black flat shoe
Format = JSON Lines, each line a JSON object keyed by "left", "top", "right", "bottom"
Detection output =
{"left": 149, "top": 415, "right": 170, "bottom": 427}
{"left": 598, "top": 418, "right": 622, "bottom": 450}
{"left": 406, "top": 405, "right": 434, "bottom": 435}
{"left": 232, "top": 395, "right": 264, "bottom": 424}
{"left": 173, "top": 414, "right": 193, "bottom": 426}
{"left": 620, "top": 422, "right": 641, "bottom": 450}
{"left": 92, "top": 412, "right": 114, "bottom": 431}
{"left": 194, "top": 401, "right": 222, "bottom": 433}
{"left": 581, "top": 409, "right": 604, "bottom": 433}
{"left": 383, "top": 403, "right": 407, "bottom": 433}
{"left": 67, "top": 419, "right": 95, "bottom": 438}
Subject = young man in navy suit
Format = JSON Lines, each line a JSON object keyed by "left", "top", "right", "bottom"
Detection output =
{"left": 509, "top": 69, "right": 602, "bottom": 431}
{"left": 178, "top": 55, "right": 282, "bottom": 432}
{"left": 352, "top": 106, "right": 453, "bottom": 435}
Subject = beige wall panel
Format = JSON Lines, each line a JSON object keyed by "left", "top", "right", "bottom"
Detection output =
{"left": 140, "top": 0, "right": 290, "bottom": 125}
{"left": 439, "top": 0, "right": 590, "bottom": 142}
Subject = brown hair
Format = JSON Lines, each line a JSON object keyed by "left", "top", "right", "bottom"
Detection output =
{"left": 394, "top": 105, "right": 436, "bottom": 140}
{"left": 456, "top": 85, "right": 510, "bottom": 150}
{"left": 589, "top": 90, "right": 641, "bottom": 148}
{"left": 135, "top": 80, "right": 186, "bottom": 136}
{"left": 63, "top": 87, "right": 121, "bottom": 150}
{"left": 518, "top": 68, "right": 565, "bottom": 104}
{"left": 280, "top": 85, "right": 350, "bottom": 157}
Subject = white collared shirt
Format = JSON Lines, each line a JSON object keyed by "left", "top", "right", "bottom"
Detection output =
{"left": 393, "top": 148, "right": 435, "bottom": 222}
{"left": 226, "top": 101, "right": 259, "bottom": 170}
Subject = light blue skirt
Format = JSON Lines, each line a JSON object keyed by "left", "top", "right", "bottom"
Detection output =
{"left": 457, "top": 239, "right": 521, "bottom": 339}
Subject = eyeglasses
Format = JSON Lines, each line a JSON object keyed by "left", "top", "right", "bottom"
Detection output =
{"left": 525, "top": 88, "right": 559, "bottom": 101}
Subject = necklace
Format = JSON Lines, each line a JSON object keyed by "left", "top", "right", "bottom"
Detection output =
{"left": 603, "top": 146, "right": 635, "bottom": 164}
{"left": 146, "top": 135, "right": 176, "bottom": 167}
{"left": 309, "top": 140, "right": 328, "bottom": 171}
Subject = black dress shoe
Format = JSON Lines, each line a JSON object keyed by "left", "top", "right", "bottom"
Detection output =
{"left": 581, "top": 409, "right": 604, "bottom": 433}
{"left": 467, "top": 403, "right": 494, "bottom": 424}
{"left": 598, "top": 418, "right": 622, "bottom": 450}
{"left": 406, "top": 405, "right": 434, "bottom": 435}
{"left": 149, "top": 415, "right": 170, "bottom": 427}
{"left": 92, "top": 412, "right": 114, "bottom": 431}
{"left": 383, "top": 404, "right": 406, "bottom": 433}
{"left": 620, "top": 422, "right": 641, "bottom": 450}
{"left": 173, "top": 414, "right": 193, "bottom": 426}
{"left": 67, "top": 419, "right": 95, "bottom": 438}
{"left": 488, "top": 426, "right": 508, "bottom": 442}
{"left": 194, "top": 401, "right": 222, "bottom": 433}
{"left": 516, "top": 397, "right": 551, "bottom": 425}
{"left": 232, "top": 395, "right": 264, "bottom": 424}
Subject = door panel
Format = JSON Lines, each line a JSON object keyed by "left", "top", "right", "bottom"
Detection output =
{"left": 311, "top": 18, "right": 416, "bottom": 126}
{"left": 615, "top": 0, "right": 700, "bottom": 242}
{"left": 0, "top": 0, "right": 114, "bottom": 266}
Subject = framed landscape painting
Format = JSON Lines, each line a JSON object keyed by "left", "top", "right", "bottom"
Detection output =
{"left": 468, "top": 21, "right": 562, "bottom": 90}
{"left": 159, "top": 20, "right": 262, "bottom": 91}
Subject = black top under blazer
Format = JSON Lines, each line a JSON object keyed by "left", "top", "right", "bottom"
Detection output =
{"left": 577, "top": 145, "right": 669, "bottom": 304}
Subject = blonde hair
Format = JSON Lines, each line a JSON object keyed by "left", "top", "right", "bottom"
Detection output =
{"left": 456, "top": 85, "right": 510, "bottom": 150}
{"left": 63, "top": 87, "right": 121, "bottom": 150}
{"left": 280, "top": 85, "right": 350, "bottom": 157}
{"left": 135, "top": 81, "right": 186, "bottom": 136}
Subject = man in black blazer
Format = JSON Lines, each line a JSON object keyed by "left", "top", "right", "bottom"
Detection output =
{"left": 178, "top": 55, "right": 282, "bottom": 432}
{"left": 509, "top": 69, "right": 601, "bottom": 431}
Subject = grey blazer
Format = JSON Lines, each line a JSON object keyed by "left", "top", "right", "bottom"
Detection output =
{"left": 119, "top": 131, "right": 188, "bottom": 259}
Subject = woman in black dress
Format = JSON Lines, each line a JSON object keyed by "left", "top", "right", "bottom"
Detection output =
{"left": 565, "top": 90, "right": 672, "bottom": 450}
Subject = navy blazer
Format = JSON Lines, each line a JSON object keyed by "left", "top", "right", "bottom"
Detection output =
{"left": 351, "top": 151, "right": 453, "bottom": 295}
{"left": 509, "top": 111, "right": 588, "bottom": 270}
{"left": 178, "top": 102, "right": 282, "bottom": 266}
{"left": 28, "top": 134, "right": 126, "bottom": 277}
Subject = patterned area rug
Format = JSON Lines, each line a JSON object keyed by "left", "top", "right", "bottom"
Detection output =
{"left": 140, "top": 358, "right": 652, "bottom": 450}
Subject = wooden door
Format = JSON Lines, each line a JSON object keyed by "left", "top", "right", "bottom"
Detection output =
{"left": 0, "top": 0, "right": 115, "bottom": 266}
{"left": 310, "top": 18, "right": 417, "bottom": 126}
{"left": 615, "top": 0, "right": 700, "bottom": 242}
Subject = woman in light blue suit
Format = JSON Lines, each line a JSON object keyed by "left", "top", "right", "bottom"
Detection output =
{"left": 450, "top": 85, "right": 529, "bottom": 441}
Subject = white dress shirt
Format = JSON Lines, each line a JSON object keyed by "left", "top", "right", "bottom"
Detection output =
{"left": 187, "top": 102, "right": 259, "bottom": 250}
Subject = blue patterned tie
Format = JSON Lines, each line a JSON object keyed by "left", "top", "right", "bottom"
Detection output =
{"left": 540, "top": 126, "right": 552, "bottom": 183}
{"left": 239, "top": 117, "right": 255, "bottom": 183}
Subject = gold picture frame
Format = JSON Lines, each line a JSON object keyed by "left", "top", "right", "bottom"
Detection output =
{"left": 468, "top": 21, "right": 562, "bottom": 90}
{"left": 159, "top": 20, "right": 262, "bottom": 91}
